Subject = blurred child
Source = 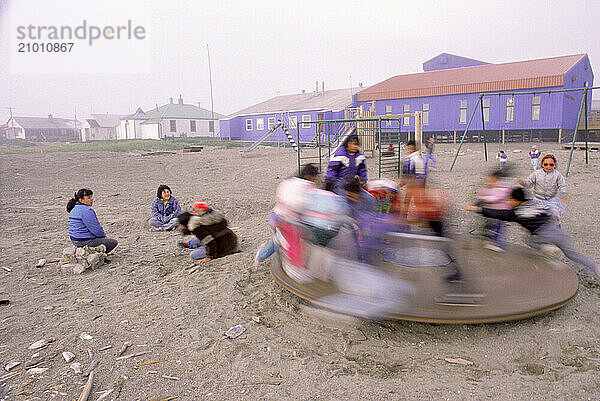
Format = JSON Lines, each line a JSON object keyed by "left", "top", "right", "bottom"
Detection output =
{"left": 496, "top": 150, "right": 508, "bottom": 168}
{"left": 464, "top": 187, "right": 598, "bottom": 276}
{"left": 529, "top": 145, "right": 541, "bottom": 170}
{"left": 475, "top": 169, "right": 513, "bottom": 252}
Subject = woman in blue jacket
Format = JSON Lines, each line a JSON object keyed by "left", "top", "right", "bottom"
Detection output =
{"left": 149, "top": 184, "right": 181, "bottom": 231}
{"left": 66, "top": 189, "right": 118, "bottom": 253}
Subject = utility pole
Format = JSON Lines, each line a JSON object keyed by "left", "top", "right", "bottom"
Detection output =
{"left": 207, "top": 43, "right": 216, "bottom": 147}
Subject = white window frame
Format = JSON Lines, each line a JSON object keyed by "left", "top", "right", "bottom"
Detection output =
{"left": 170, "top": 120, "right": 177, "bottom": 132}
{"left": 422, "top": 103, "right": 429, "bottom": 125}
{"left": 245, "top": 119, "right": 253, "bottom": 131}
{"left": 190, "top": 120, "right": 196, "bottom": 132}
{"left": 531, "top": 95, "right": 541, "bottom": 121}
{"left": 385, "top": 105, "right": 392, "bottom": 127}
{"left": 505, "top": 97, "right": 515, "bottom": 122}
{"left": 288, "top": 115, "right": 297, "bottom": 129}
{"left": 403, "top": 104, "right": 410, "bottom": 125}
{"left": 268, "top": 117, "right": 276, "bottom": 130}
{"left": 459, "top": 100, "right": 467, "bottom": 124}
{"left": 256, "top": 118, "right": 264, "bottom": 130}
{"left": 302, "top": 115, "right": 311, "bottom": 128}
{"left": 482, "top": 98, "right": 490, "bottom": 122}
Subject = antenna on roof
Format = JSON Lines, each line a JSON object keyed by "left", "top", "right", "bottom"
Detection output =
{"left": 207, "top": 43, "right": 216, "bottom": 146}
{"left": 6, "top": 106, "right": 15, "bottom": 118}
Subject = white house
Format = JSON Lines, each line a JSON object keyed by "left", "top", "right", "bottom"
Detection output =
{"left": 81, "top": 114, "right": 124, "bottom": 141}
{"left": 118, "top": 96, "right": 225, "bottom": 140}
{"left": 5, "top": 115, "right": 81, "bottom": 141}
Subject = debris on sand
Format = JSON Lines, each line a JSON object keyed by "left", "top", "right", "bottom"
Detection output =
{"left": 35, "top": 259, "right": 46, "bottom": 268}
{"left": 62, "top": 352, "right": 75, "bottom": 363}
{"left": 4, "top": 362, "right": 20, "bottom": 372}
{"left": 225, "top": 325, "right": 246, "bottom": 339}
{"left": 28, "top": 339, "right": 54, "bottom": 350}
{"left": 444, "top": 357, "right": 474, "bottom": 366}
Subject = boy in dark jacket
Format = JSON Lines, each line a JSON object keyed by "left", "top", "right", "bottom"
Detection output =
{"left": 177, "top": 201, "right": 239, "bottom": 263}
{"left": 464, "top": 187, "right": 598, "bottom": 276}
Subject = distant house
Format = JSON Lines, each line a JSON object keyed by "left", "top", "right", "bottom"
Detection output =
{"left": 220, "top": 86, "right": 364, "bottom": 143}
{"left": 117, "top": 96, "right": 225, "bottom": 140}
{"left": 81, "top": 114, "right": 124, "bottom": 141}
{"left": 5, "top": 115, "right": 81, "bottom": 141}
{"left": 355, "top": 53, "right": 594, "bottom": 143}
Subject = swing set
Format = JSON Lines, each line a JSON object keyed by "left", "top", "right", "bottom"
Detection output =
{"left": 449, "top": 86, "right": 600, "bottom": 176}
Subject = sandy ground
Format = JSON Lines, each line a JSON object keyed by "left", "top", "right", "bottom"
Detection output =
{"left": 1, "top": 142, "right": 600, "bottom": 400}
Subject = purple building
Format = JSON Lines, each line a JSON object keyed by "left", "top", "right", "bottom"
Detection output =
{"left": 220, "top": 86, "right": 363, "bottom": 144}
{"left": 355, "top": 53, "right": 594, "bottom": 143}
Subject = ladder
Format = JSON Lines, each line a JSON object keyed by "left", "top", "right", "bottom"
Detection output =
{"left": 281, "top": 112, "right": 299, "bottom": 152}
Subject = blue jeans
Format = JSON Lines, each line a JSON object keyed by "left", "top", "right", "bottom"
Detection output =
{"left": 149, "top": 217, "right": 179, "bottom": 231}
{"left": 258, "top": 239, "right": 277, "bottom": 262}
{"left": 187, "top": 237, "right": 207, "bottom": 260}
{"left": 485, "top": 219, "right": 506, "bottom": 248}
{"left": 424, "top": 152, "right": 437, "bottom": 169}
{"left": 530, "top": 223, "right": 597, "bottom": 273}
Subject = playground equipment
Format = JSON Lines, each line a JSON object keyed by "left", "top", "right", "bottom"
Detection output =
{"left": 449, "top": 86, "right": 600, "bottom": 176}
{"left": 295, "top": 111, "right": 423, "bottom": 179}
{"left": 270, "top": 225, "right": 578, "bottom": 324}
{"left": 240, "top": 112, "right": 299, "bottom": 156}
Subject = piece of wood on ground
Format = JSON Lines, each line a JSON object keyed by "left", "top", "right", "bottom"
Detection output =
{"left": 444, "top": 357, "right": 474, "bottom": 366}
{"left": 96, "top": 388, "right": 114, "bottom": 401}
{"left": 117, "top": 342, "right": 131, "bottom": 357}
{"left": 135, "top": 360, "right": 166, "bottom": 367}
{"left": 149, "top": 396, "right": 179, "bottom": 401}
{"left": 115, "top": 351, "right": 150, "bottom": 361}
{"left": 77, "top": 370, "right": 94, "bottom": 401}
{"left": 162, "top": 375, "right": 180, "bottom": 381}
{"left": 224, "top": 381, "right": 282, "bottom": 388}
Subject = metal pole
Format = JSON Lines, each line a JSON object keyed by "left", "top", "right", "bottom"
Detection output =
{"left": 397, "top": 118, "right": 401, "bottom": 178}
{"left": 479, "top": 94, "right": 487, "bottom": 161}
{"left": 566, "top": 93, "right": 586, "bottom": 177}
{"left": 317, "top": 121, "right": 322, "bottom": 172}
{"left": 297, "top": 122, "right": 301, "bottom": 175}
{"left": 207, "top": 44, "right": 216, "bottom": 147}
{"left": 584, "top": 88, "right": 589, "bottom": 164}
{"left": 378, "top": 118, "right": 382, "bottom": 179}
{"left": 450, "top": 96, "right": 482, "bottom": 171}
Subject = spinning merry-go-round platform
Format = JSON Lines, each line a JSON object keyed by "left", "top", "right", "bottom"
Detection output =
{"left": 270, "top": 234, "right": 579, "bottom": 324}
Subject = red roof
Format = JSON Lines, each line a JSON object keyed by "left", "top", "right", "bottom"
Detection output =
{"left": 356, "top": 54, "right": 586, "bottom": 101}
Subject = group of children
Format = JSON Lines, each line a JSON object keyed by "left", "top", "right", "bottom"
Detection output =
{"left": 257, "top": 135, "right": 598, "bottom": 282}
{"left": 66, "top": 185, "right": 239, "bottom": 264}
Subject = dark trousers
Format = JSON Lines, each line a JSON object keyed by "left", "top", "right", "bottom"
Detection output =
{"left": 71, "top": 237, "right": 118, "bottom": 254}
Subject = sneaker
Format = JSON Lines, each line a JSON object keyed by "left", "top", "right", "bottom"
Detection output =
{"left": 539, "top": 244, "right": 561, "bottom": 259}
{"left": 483, "top": 242, "right": 505, "bottom": 252}
{"left": 253, "top": 242, "right": 266, "bottom": 269}
{"left": 444, "top": 270, "right": 463, "bottom": 283}
{"left": 177, "top": 241, "right": 188, "bottom": 249}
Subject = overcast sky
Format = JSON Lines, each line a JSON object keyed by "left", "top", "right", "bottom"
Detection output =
{"left": 1, "top": 0, "right": 599, "bottom": 122}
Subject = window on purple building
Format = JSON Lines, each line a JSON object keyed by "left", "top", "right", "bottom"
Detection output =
{"left": 317, "top": 113, "right": 324, "bottom": 133}
{"left": 482, "top": 98, "right": 490, "bottom": 122}
{"left": 302, "top": 115, "right": 311, "bottom": 128}
{"left": 422, "top": 103, "right": 429, "bottom": 125}
{"left": 459, "top": 100, "right": 467, "bottom": 124}
{"left": 245, "top": 119, "right": 253, "bottom": 131}
{"left": 288, "top": 116, "right": 297, "bottom": 129}
{"left": 385, "top": 105, "right": 392, "bottom": 127}
{"left": 403, "top": 104, "right": 410, "bottom": 125}
{"left": 268, "top": 117, "right": 276, "bottom": 130}
{"left": 531, "top": 96, "right": 541, "bottom": 121}
{"left": 257, "top": 118, "right": 264, "bottom": 130}
{"left": 505, "top": 97, "right": 515, "bottom": 122}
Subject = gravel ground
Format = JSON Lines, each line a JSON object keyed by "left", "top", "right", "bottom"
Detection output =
{"left": 1, "top": 142, "right": 599, "bottom": 400}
